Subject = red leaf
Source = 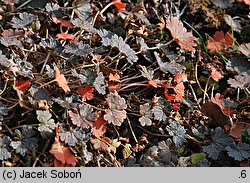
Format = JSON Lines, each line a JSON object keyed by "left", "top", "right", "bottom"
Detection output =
{"left": 49, "top": 123, "right": 77, "bottom": 166}
{"left": 173, "top": 73, "right": 185, "bottom": 102}
{"left": 238, "top": 0, "right": 250, "bottom": 6}
{"left": 113, "top": 0, "right": 126, "bottom": 11}
{"left": 13, "top": 77, "right": 31, "bottom": 92}
{"left": 164, "top": 90, "right": 176, "bottom": 101}
{"left": 54, "top": 65, "right": 71, "bottom": 93}
{"left": 210, "top": 67, "right": 223, "bottom": 82}
{"left": 171, "top": 103, "right": 180, "bottom": 110}
{"left": 109, "top": 73, "right": 120, "bottom": 82}
{"left": 207, "top": 31, "right": 234, "bottom": 52}
{"left": 60, "top": 20, "right": 74, "bottom": 28}
{"left": 173, "top": 82, "right": 185, "bottom": 102}
{"left": 165, "top": 16, "right": 196, "bottom": 52}
{"left": 164, "top": 73, "right": 185, "bottom": 102}
{"left": 77, "top": 84, "right": 94, "bottom": 101}
{"left": 56, "top": 33, "right": 75, "bottom": 40}
{"left": 92, "top": 111, "right": 107, "bottom": 138}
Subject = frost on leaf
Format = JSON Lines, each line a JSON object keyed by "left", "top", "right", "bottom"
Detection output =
{"left": 0, "top": 136, "right": 12, "bottom": 160}
{"left": 203, "top": 127, "right": 234, "bottom": 160}
{"left": 224, "top": 14, "right": 242, "bottom": 33}
{"left": 11, "top": 12, "right": 37, "bottom": 29}
{"left": 166, "top": 121, "right": 187, "bottom": 148}
{"left": 39, "top": 38, "right": 59, "bottom": 49}
{"left": 36, "top": 110, "right": 55, "bottom": 138}
{"left": 97, "top": 29, "right": 138, "bottom": 64}
{"left": 110, "top": 34, "right": 138, "bottom": 64}
{"left": 227, "top": 72, "right": 250, "bottom": 89}
{"left": 82, "top": 68, "right": 97, "bottom": 84}
{"left": 0, "top": 29, "right": 24, "bottom": 47}
{"left": 210, "top": 0, "right": 232, "bottom": 9}
{"left": 151, "top": 97, "right": 170, "bottom": 122}
{"left": 226, "top": 142, "right": 250, "bottom": 161}
{"left": 104, "top": 91, "right": 127, "bottom": 126}
{"left": 64, "top": 42, "right": 92, "bottom": 57}
{"left": 93, "top": 72, "right": 106, "bottom": 95}
{"left": 136, "top": 37, "right": 152, "bottom": 62}
{"left": 139, "top": 65, "right": 161, "bottom": 87}
{"left": 59, "top": 124, "right": 89, "bottom": 146}
{"left": 73, "top": 0, "right": 93, "bottom": 24}
{"left": 45, "top": 3, "right": 60, "bottom": 12}
{"left": 139, "top": 103, "right": 153, "bottom": 126}
{"left": 154, "top": 52, "right": 185, "bottom": 75}
{"left": 238, "top": 43, "right": 250, "bottom": 58}
{"left": 69, "top": 104, "right": 98, "bottom": 129}
{"left": 165, "top": 16, "right": 196, "bottom": 52}
{"left": 0, "top": 102, "right": 8, "bottom": 121}
{"left": 53, "top": 96, "right": 77, "bottom": 109}
{"left": 0, "top": 50, "right": 11, "bottom": 68}
{"left": 15, "top": 58, "right": 33, "bottom": 78}
{"left": 226, "top": 57, "right": 250, "bottom": 75}
{"left": 71, "top": 69, "right": 87, "bottom": 84}
{"left": 10, "top": 126, "right": 38, "bottom": 156}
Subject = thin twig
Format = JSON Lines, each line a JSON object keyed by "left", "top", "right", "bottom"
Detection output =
{"left": 189, "top": 83, "right": 201, "bottom": 109}
{"left": 16, "top": 0, "right": 33, "bottom": 10}
{"left": 32, "top": 139, "right": 50, "bottom": 167}
{"left": 40, "top": 52, "right": 51, "bottom": 74}
{"left": 0, "top": 79, "right": 9, "bottom": 96}
{"left": 119, "top": 82, "right": 150, "bottom": 91}
{"left": 203, "top": 75, "right": 211, "bottom": 104}
{"left": 195, "top": 62, "right": 210, "bottom": 100}
{"left": 186, "top": 134, "right": 203, "bottom": 144}
{"left": 127, "top": 117, "right": 138, "bottom": 143}
{"left": 137, "top": 125, "right": 171, "bottom": 137}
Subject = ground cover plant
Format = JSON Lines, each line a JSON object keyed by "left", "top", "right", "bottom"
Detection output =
{"left": 0, "top": 0, "right": 249, "bottom": 167}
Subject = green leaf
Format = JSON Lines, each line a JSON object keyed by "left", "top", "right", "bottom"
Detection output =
{"left": 191, "top": 153, "right": 206, "bottom": 165}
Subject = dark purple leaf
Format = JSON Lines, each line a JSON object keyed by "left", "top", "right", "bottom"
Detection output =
{"left": 0, "top": 136, "right": 12, "bottom": 160}
{"left": 226, "top": 142, "right": 250, "bottom": 161}
{"left": 203, "top": 127, "right": 234, "bottom": 160}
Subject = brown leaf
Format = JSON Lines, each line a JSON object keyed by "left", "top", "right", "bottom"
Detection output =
{"left": 201, "top": 101, "right": 229, "bottom": 127}
{"left": 90, "top": 137, "right": 111, "bottom": 151}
